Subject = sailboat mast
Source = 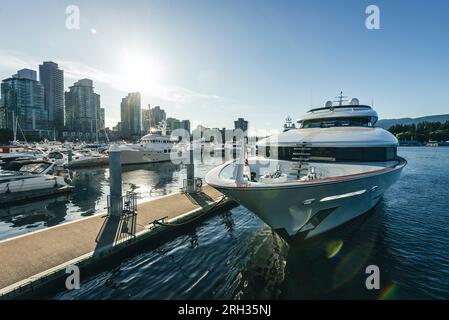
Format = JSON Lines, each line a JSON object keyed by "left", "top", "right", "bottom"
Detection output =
{"left": 12, "top": 110, "right": 17, "bottom": 142}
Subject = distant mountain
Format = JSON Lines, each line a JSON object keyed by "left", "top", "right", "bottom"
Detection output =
{"left": 376, "top": 114, "right": 449, "bottom": 129}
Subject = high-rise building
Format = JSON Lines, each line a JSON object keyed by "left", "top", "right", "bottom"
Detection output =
{"left": 142, "top": 105, "right": 151, "bottom": 133}
{"left": 234, "top": 117, "right": 249, "bottom": 132}
{"left": 120, "top": 92, "right": 141, "bottom": 139}
{"left": 149, "top": 106, "right": 166, "bottom": 128}
{"left": 14, "top": 69, "right": 37, "bottom": 80}
{"left": 39, "top": 61, "right": 64, "bottom": 133}
{"left": 65, "top": 79, "right": 100, "bottom": 135}
{"left": 181, "top": 120, "right": 191, "bottom": 134}
{"left": 0, "top": 97, "right": 5, "bottom": 129}
{"left": 166, "top": 117, "right": 181, "bottom": 133}
{"left": 99, "top": 108, "right": 105, "bottom": 130}
{"left": 0, "top": 69, "right": 49, "bottom": 139}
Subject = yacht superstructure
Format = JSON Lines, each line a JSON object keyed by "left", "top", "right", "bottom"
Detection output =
{"left": 206, "top": 93, "right": 406, "bottom": 241}
{"left": 119, "top": 132, "right": 177, "bottom": 165}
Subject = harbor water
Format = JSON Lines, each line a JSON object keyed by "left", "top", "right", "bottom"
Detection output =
{"left": 1, "top": 147, "right": 449, "bottom": 299}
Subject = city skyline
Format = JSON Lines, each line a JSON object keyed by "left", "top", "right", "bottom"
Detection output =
{"left": 1, "top": 0, "right": 449, "bottom": 131}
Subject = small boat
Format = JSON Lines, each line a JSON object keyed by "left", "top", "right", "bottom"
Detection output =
{"left": 68, "top": 149, "right": 109, "bottom": 168}
{"left": 0, "top": 152, "right": 37, "bottom": 166}
{"left": 44, "top": 150, "right": 68, "bottom": 168}
{"left": 0, "top": 161, "right": 68, "bottom": 194}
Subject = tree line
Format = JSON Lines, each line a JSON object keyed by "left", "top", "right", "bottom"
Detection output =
{"left": 388, "top": 121, "right": 449, "bottom": 142}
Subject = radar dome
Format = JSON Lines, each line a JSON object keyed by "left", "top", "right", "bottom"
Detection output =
{"left": 350, "top": 98, "right": 359, "bottom": 105}
{"left": 325, "top": 101, "right": 333, "bottom": 108}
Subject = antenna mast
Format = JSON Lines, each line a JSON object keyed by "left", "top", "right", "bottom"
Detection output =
{"left": 333, "top": 91, "right": 348, "bottom": 106}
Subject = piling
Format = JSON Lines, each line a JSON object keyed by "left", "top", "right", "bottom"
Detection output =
{"left": 186, "top": 145, "right": 195, "bottom": 193}
{"left": 108, "top": 144, "right": 123, "bottom": 217}
{"left": 234, "top": 134, "right": 247, "bottom": 184}
{"left": 67, "top": 144, "right": 73, "bottom": 167}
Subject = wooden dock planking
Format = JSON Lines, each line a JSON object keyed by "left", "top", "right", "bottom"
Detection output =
{"left": 0, "top": 185, "right": 226, "bottom": 295}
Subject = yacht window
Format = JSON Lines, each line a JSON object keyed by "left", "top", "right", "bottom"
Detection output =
{"left": 300, "top": 117, "right": 371, "bottom": 128}
{"left": 386, "top": 147, "right": 396, "bottom": 160}
{"left": 48, "top": 152, "right": 63, "bottom": 160}
{"left": 276, "top": 146, "right": 397, "bottom": 162}
{"left": 336, "top": 148, "right": 386, "bottom": 162}
{"left": 19, "top": 163, "right": 49, "bottom": 174}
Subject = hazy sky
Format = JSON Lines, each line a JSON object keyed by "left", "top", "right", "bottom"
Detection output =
{"left": 1, "top": 0, "right": 448, "bottom": 130}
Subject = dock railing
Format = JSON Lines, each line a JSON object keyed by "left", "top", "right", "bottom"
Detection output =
{"left": 107, "top": 191, "right": 138, "bottom": 217}
{"left": 182, "top": 177, "right": 203, "bottom": 193}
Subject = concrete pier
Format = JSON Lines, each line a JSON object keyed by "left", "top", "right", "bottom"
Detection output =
{"left": 0, "top": 186, "right": 232, "bottom": 298}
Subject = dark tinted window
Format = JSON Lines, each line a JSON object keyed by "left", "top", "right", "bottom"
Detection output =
{"left": 272, "top": 146, "right": 397, "bottom": 162}
{"left": 300, "top": 117, "right": 372, "bottom": 128}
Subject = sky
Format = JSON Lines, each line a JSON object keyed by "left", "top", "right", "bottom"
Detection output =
{"left": 0, "top": 0, "right": 448, "bottom": 131}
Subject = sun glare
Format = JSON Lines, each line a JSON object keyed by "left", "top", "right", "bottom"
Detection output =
{"left": 120, "top": 50, "right": 164, "bottom": 93}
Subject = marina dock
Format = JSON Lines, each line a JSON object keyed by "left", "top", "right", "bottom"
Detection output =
{"left": 0, "top": 185, "right": 233, "bottom": 299}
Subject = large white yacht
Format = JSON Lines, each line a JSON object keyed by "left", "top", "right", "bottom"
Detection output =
{"left": 119, "top": 131, "right": 177, "bottom": 165}
{"left": 205, "top": 94, "right": 406, "bottom": 241}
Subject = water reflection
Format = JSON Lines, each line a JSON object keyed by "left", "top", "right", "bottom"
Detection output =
{"left": 70, "top": 168, "right": 108, "bottom": 214}
{"left": 122, "top": 162, "right": 181, "bottom": 198}
{"left": 280, "top": 205, "right": 384, "bottom": 299}
{"left": 235, "top": 203, "right": 388, "bottom": 299}
{"left": 0, "top": 195, "right": 70, "bottom": 238}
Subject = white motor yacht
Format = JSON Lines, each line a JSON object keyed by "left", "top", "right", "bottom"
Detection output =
{"left": 0, "top": 161, "right": 68, "bottom": 195}
{"left": 69, "top": 149, "right": 109, "bottom": 168}
{"left": 205, "top": 94, "right": 406, "bottom": 241}
{"left": 119, "top": 132, "right": 178, "bottom": 165}
{"left": 45, "top": 150, "right": 68, "bottom": 168}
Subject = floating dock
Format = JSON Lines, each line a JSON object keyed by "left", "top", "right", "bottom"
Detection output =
{"left": 0, "top": 185, "right": 233, "bottom": 299}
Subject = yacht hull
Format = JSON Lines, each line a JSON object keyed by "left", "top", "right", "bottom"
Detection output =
{"left": 207, "top": 158, "right": 406, "bottom": 241}
{"left": 119, "top": 150, "right": 171, "bottom": 165}
{"left": 0, "top": 175, "right": 67, "bottom": 194}
{"left": 69, "top": 157, "right": 109, "bottom": 168}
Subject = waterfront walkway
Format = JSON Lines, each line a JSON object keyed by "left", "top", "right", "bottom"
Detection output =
{"left": 0, "top": 186, "right": 226, "bottom": 296}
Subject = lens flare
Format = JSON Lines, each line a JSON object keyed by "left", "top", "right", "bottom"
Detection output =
{"left": 378, "top": 282, "right": 398, "bottom": 300}
{"left": 326, "top": 240, "right": 344, "bottom": 259}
